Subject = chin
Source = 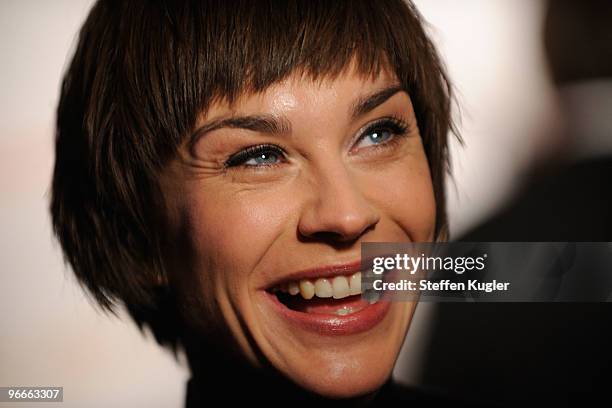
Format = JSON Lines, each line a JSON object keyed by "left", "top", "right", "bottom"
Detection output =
{"left": 288, "top": 352, "right": 397, "bottom": 399}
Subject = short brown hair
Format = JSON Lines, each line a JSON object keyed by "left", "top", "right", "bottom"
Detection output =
{"left": 51, "top": 0, "right": 455, "bottom": 348}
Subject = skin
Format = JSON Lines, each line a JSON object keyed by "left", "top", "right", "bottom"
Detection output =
{"left": 159, "top": 64, "right": 437, "bottom": 399}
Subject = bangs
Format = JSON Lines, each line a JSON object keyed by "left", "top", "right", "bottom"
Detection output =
{"left": 195, "top": 0, "right": 398, "bottom": 98}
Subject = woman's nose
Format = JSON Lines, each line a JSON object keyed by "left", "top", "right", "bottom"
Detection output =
{"left": 297, "top": 165, "right": 380, "bottom": 243}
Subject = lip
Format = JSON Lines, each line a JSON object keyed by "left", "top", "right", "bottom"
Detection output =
{"left": 262, "top": 290, "right": 392, "bottom": 335}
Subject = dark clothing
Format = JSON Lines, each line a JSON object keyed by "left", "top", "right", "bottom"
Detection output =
{"left": 465, "top": 157, "right": 612, "bottom": 241}
{"left": 418, "top": 157, "right": 612, "bottom": 407}
{"left": 186, "top": 376, "right": 489, "bottom": 407}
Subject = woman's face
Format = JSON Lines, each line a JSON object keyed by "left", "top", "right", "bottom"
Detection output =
{"left": 160, "top": 66, "right": 436, "bottom": 397}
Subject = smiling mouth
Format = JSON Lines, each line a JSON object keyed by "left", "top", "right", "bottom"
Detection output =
{"left": 267, "top": 271, "right": 380, "bottom": 316}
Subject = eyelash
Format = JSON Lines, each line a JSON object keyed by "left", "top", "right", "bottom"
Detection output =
{"left": 224, "top": 144, "right": 285, "bottom": 168}
{"left": 223, "top": 116, "right": 410, "bottom": 169}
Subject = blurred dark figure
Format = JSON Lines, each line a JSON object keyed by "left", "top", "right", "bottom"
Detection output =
{"left": 414, "top": 1, "right": 612, "bottom": 407}
{"left": 467, "top": 0, "right": 612, "bottom": 241}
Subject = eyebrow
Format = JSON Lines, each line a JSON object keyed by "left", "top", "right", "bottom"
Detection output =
{"left": 350, "top": 84, "right": 404, "bottom": 119}
{"left": 189, "top": 115, "right": 292, "bottom": 148}
{"left": 189, "top": 84, "right": 404, "bottom": 146}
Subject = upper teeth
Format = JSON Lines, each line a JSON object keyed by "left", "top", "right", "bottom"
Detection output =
{"left": 275, "top": 272, "right": 362, "bottom": 300}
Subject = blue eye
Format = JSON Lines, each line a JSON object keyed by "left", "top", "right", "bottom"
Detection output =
{"left": 244, "top": 151, "right": 281, "bottom": 165}
{"left": 359, "top": 129, "right": 393, "bottom": 147}
{"left": 354, "top": 118, "right": 409, "bottom": 150}
{"left": 225, "top": 144, "right": 285, "bottom": 168}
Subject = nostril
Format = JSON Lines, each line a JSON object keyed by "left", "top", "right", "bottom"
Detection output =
{"left": 298, "top": 231, "right": 356, "bottom": 247}
{"left": 297, "top": 223, "right": 376, "bottom": 246}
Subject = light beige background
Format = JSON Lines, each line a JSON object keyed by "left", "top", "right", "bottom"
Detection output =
{"left": 0, "top": 1, "right": 557, "bottom": 407}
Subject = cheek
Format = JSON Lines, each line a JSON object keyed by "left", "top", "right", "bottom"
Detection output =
{"left": 168, "top": 185, "right": 299, "bottom": 344}
{"left": 363, "top": 150, "right": 436, "bottom": 241}
{"left": 178, "top": 187, "right": 296, "bottom": 286}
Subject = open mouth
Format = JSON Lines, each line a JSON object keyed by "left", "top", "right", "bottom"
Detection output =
{"left": 267, "top": 272, "right": 379, "bottom": 317}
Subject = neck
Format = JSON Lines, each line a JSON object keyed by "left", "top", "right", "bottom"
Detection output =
{"left": 184, "top": 340, "right": 383, "bottom": 407}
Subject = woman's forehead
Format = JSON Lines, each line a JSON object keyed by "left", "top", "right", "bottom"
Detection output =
{"left": 198, "top": 67, "right": 402, "bottom": 125}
